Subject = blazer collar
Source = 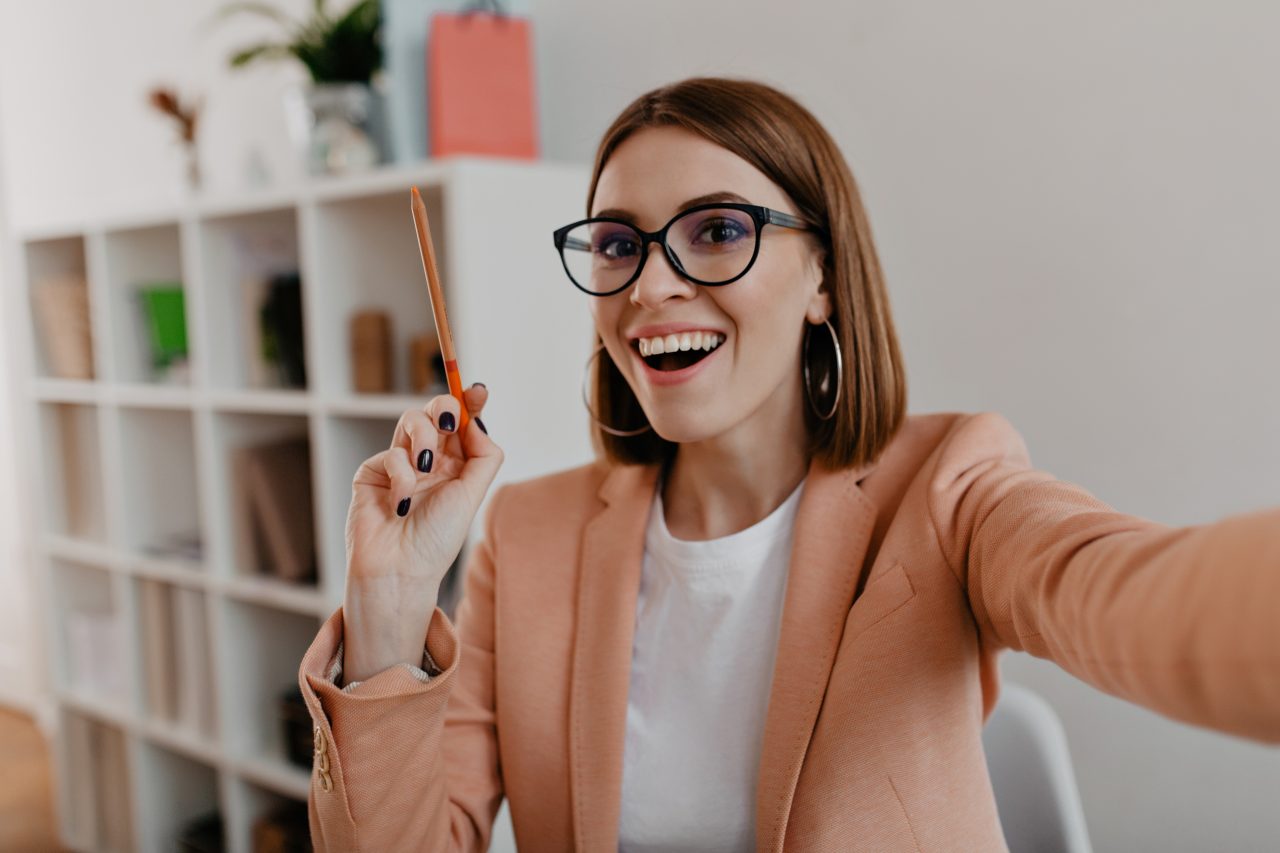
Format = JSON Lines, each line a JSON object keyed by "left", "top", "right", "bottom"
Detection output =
{"left": 569, "top": 453, "right": 881, "bottom": 852}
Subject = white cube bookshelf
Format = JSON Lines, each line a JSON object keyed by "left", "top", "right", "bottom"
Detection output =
{"left": 10, "top": 157, "right": 594, "bottom": 853}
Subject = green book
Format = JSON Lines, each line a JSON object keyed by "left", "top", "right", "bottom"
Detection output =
{"left": 138, "top": 283, "right": 187, "bottom": 369}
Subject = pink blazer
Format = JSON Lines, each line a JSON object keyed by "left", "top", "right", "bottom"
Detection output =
{"left": 298, "top": 411, "right": 1280, "bottom": 851}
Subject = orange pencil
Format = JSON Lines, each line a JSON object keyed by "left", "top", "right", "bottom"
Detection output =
{"left": 410, "top": 186, "right": 470, "bottom": 435}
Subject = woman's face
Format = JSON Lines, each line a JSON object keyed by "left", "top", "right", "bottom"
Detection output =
{"left": 589, "top": 125, "right": 829, "bottom": 446}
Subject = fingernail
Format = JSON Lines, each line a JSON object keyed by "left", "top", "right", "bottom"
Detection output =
{"left": 440, "top": 411, "right": 456, "bottom": 432}
{"left": 417, "top": 448, "right": 433, "bottom": 473}
{"left": 397, "top": 497, "right": 411, "bottom": 517}
{"left": 476, "top": 417, "right": 488, "bottom": 435}
{"left": 474, "top": 382, "right": 486, "bottom": 389}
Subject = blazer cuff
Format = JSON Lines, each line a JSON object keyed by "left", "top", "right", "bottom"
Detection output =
{"left": 327, "top": 638, "right": 443, "bottom": 694}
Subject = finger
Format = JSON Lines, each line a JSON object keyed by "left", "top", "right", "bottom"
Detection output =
{"left": 380, "top": 445, "right": 419, "bottom": 517}
{"left": 424, "top": 392, "right": 463, "bottom": 445}
{"left": 353, "top": 450, "right": 392, "bottom": 490}
{"left": 462, "top": 382, "right": 488, "bottom": 419}
{"left": 393, "top": 409, "right": 439, "bottom": 475}
{"left": 457, "top": 401, "right": 504, "bottom": 499}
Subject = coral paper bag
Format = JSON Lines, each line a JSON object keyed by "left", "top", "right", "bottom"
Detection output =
{"left": 427, "top": 6, "right": 539, "bottom": 158}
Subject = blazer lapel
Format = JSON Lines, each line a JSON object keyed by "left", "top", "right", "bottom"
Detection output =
{"left": 569, "top": 461, "right": 660, "bottom": 852}
{"left": 754, "top": 455, "right": 880, "bottom": 853}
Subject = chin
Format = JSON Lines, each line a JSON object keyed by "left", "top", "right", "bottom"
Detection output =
{"left": 647, "top": 412, "right": 730, "bottom": 446}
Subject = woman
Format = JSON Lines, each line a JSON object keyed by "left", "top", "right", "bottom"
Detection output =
{"left": 299, "top": 77, "right": 1280, "bottom": 852}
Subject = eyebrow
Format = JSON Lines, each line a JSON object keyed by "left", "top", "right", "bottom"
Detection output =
{"left": 592, "top": 191, "right": 752, "bottom": 222}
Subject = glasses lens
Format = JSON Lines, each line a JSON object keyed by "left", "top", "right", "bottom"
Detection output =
{"left": 668, "top": 207, "right": 758, "bottom": 284}
{"left": 560, "top": 220, "right": 644, "bottom": 295}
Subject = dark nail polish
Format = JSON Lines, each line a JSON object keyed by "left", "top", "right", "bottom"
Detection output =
{"left": 476, "top": 417, "right": 488, "bottom": 435}
{"left": 440, "top": 411, "right": 456, "bottom": 432}
{"left": 397, "top": 497, "right": 411, "bottom": 517}
{"left": 417, "top": 448, "right": 433, "bottom": 473}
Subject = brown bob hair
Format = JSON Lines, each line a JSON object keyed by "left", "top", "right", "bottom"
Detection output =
{"left": 585, "top": 76, "right": 907, "bottom": 473}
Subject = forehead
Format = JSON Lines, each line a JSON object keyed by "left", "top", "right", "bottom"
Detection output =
{"left": 591, "top": 126, "right": 791, "bottom": 228}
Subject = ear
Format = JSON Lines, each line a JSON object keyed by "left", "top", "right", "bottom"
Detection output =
{"left": 806, "top": 285, "right": 832, "bottom": 325}
{"left": 803, "top": 243, "right": 831, "bottom": 324}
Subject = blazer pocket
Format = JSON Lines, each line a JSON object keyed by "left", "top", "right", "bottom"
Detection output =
{"left": 844, "top": 562, "right": 916, "bottom": 644}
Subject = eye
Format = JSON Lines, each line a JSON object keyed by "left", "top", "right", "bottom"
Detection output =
{"left": 595, "top": 233, "right": 640, "bottom": 260}
{"left": 701, "top": 220, "right": 746, "bottom": 243}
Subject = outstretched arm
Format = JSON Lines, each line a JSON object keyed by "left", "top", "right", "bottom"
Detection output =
{"left": 928, "top": 412, "right": 1280, "bottom": 743}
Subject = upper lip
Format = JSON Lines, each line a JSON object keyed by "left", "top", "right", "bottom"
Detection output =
{"left": 627, "top": 323, "right": 727, "bottom": 343}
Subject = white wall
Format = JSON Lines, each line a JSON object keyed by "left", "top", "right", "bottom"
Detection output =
{"left": 1, "top": 1, "right": 1277, "bottom": 849}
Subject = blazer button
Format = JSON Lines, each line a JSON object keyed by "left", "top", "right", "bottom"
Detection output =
{"left": 320, "top": 769, "right": 333, "bottom": 792}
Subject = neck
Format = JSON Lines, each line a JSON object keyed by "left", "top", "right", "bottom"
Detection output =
{"left": 660, "top": 409, "right": 810, "bottom": 542}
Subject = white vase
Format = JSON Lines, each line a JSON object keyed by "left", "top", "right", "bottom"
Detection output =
{"left": 284, "top": 82, "right": 386, "bottom": 175}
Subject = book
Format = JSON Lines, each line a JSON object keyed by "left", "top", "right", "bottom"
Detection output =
{"left": 233, "top": 436, "right": 317, "bottom": 584}
{"left": 172, "top": 587, "right": 214, "bottom": 737}
{"left": 64, "top": 713, "right": 97, "bottom": 848}
{"left": 32, "top": 273, "right": 94, "bottom": 379}
{"left": 138, "top": 579, "right": 178, "bottom": 721}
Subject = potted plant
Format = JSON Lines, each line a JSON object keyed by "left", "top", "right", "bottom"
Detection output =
{"left": 219, "top": 0, "right": 387, "bottom": 174}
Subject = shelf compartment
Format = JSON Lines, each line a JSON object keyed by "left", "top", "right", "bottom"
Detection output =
{"left": 38, "top": 402, "right": 108, "bottom": 543}
{"left": 130, "top": 577, "right": 217, "bottom": 740}
{"left": 218, "top": 599, "right": 321, "bottom": 780}
{"left": 51, "top": 559, "right": 128, "bottom": 710}
{"left": 58, "top": 709, "right": 135, "bottom": 853}
{"left": 197, "top": 206, "right": 308, "bottom": 392}
{"left": 208, "top": 411, "right": 320, "bottom": 587}
{"left": 132, "top": 740, "right": 223, "bottom": 853}
{"left": 101, "top": 223, "right": 191, "bottom": 385}
{"left": 309, "top": 186, "right": 446, "bottom": 396}
{"left": 116, "top": 406, "right": 204, "bottom": 565}
{"left": 25, "top": 235, "right": 97, "bottom": 382}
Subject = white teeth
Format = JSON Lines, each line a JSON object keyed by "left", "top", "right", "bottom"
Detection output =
{"left": 636, "top": 331, "right": 724, "bottom": 355}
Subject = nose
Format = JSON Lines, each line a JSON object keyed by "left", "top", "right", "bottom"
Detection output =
{"left": 629, "top": 239, "right": 697, "bottom": 309}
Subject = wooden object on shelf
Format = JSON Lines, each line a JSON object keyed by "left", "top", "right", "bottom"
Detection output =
{"left": 234, "top": 436, "right": 317, "bottom": 584}
{"left": 350, "top": 309, "right": 392, "bottom": 393}
{"left": 32, "top": 273, "right": 94, "bottom": 379}
{"left": 410, "top": 331, "right": 442, "bottom": 393}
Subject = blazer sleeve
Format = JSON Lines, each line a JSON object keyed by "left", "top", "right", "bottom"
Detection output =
{"left": 297, "top": 483, "right": 510, "bottom": 852}
{"left": 928, "top": 411, "right": 1280, "bottom": 743}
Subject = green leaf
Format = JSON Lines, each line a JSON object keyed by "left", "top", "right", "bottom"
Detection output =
{"left": 230, "top": 42, "right": 294, "bottom": 67}
{"left": 219, "top": 0, "right": 382, "bottom": 83}
{"left": 213, "top": 1, "right": 295, "bottom": 28}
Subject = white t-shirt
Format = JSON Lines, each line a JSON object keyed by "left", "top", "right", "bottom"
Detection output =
{"left": 618, "top": 473, "right": 807, "bottom": 853}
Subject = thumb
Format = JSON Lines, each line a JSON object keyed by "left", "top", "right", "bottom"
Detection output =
{"left": 457, "top": 413, "right": 503, "bottom": 499}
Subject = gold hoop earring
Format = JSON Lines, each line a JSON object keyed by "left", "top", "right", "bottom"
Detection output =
{"left": 582, "top": 344, "right": 654, "bottom": 436}
{"left": 803, "top": 317, "right": 842, "bottom": 421}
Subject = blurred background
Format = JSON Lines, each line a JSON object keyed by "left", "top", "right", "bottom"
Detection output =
{"left": 0, "top": 1, "right": 1277, "bottom": 851}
